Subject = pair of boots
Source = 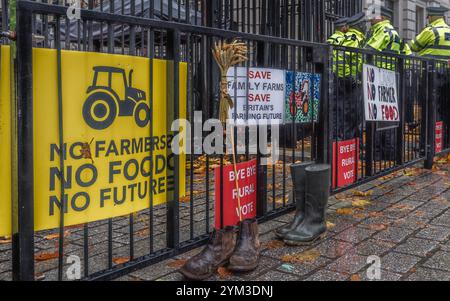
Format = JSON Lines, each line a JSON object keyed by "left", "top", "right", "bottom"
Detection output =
{"left": 180, "top": 219, "right": 260, "bottom": 281}
{"left": 275, "top": 162, "right": 331, "bottom": 246}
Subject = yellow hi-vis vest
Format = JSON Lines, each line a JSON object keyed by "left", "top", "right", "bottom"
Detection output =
{"left": 333, "top": 27, "right": 365, "bottom": 77}
{"left": 365, "top": 20, "right": 412, "bottom": 70}
{"left": 327, "top": 30, "right": 345, "bottom": 46}
{"left": 411, "top": 18, "right": 450, "bottom": 60}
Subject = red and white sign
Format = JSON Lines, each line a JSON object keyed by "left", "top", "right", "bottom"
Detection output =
{"left": 363, "top": 64, "right": 400, "bottom": 122}
{"left": 332, "top": 139, "right": 359, "bottom": 189}
{"left": 436, "top": 121, "right": 444, "bottom": 153}
{"left": 227, "top": 67, "right": 285, "bottom": 124}
{"left": 215, "top": 159, "right": 257, "bottom": 229}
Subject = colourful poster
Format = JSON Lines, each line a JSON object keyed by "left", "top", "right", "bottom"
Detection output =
{"left": 285, "top": 72, "right": 321, "bottom": 123}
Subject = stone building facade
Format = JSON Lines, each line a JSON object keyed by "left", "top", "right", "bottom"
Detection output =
{"left": 363, "top": 0, "right": 450, "bottom": 40}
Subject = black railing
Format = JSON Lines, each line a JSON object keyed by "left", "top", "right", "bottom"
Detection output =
{"left": 3, "top": 0, "right": 449, "bottom": 282}
{"left": 328, "top": 46, "right": 450, "bottom": 193}
{"left": 4, "top": 0, "right": 329, "bottom": 281}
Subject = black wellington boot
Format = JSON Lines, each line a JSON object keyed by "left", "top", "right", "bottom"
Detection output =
{"left": 284, "top": 164, "right": 331, "bottom": 246}
{"left": 275, "top": 162, "right": 314, "bottom": 239}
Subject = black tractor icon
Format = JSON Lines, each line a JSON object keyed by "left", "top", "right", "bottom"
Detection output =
{"left": 83, "top": 66, "right": 150, "bottom": 130}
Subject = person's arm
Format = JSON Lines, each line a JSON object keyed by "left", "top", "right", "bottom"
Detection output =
{"left": 365, "top": 29, "right": 387, "bottom": 51}
{"left": 410, "top": 28, "right": 433, "bottom": 52}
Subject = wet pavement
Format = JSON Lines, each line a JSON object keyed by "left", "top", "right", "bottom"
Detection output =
{"left": 117, "top": 160, "right": 450, "bottom": 281}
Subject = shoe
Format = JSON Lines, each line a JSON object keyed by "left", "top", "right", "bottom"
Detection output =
{"left": 284, "top": 164, "right": 331, "bottom": 246}
{"left": 228, "top": 219, "right": 260, "bottom": 272}
{"left": 275, "top": 162, "right": 314, "bottom": 239}
{"left": 180, "top": 227, "right": 237, "bottom": 280}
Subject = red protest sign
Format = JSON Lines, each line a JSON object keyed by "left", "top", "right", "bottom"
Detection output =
{"left": 332, "top": 139, "right": 359, "bottom": 189}
{"left": 215, "top": 159, "right": 257, "bottom": 229}
{"left": 436, "top": 121, "right": 444, "bottom": 153}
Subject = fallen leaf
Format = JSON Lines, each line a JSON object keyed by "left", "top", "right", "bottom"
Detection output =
{"left": 35, "top": 252, "right": 59, "bottom": 262}
{"left": 353, "top": 190, "right": 373, "bottom": 197}
{"left": 264, "top": 240, "right": 285, "bottom": 250}
{"left": 217, "top": 267, "right": 233, "bottom": 279}
{"left": 0, "top": 236, "right": 12, "bottom": 244}
{"left": 44, "top": 230, "right": 71, "bottom": 240}
{"left": 281, "top": 249, "right": 320, "bottom": 264}
{"left": 353, "top": 213, "right": 367, "bottom": 219}
{"left": 336, "top": 208, "right": 354, "bottom": 215}
{"left": 352, "top": 199, "right": 371, "bottom": 207}
{"left": 113, "top": 257, "right": 130, "bottom": 265}
{"left": 35, "top": 273, "right": 46, "bottom": 281}
{"left": 135, "top": 228, "right": 150, "bottom": 237}
{"left": 167, "top": 259, "right": 186, "bottom": 268}
{"left": 350, "top": 274, "right": 361, "bottom": 281}
{"left": 179, "top": 195, "right": 191, "bottom": 203}
{"left": 326, "top": 221, "right": 336, "bottom": 230}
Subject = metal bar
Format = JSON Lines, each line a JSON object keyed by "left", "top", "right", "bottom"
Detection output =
{"left": 165, "top": 29, "right": 180, "bottom": 248}
{"left": 55, "top": 14, "right": 66, "bottom": 282}
{"left": 12, "top": 3, "right": 35, "bottom": 281}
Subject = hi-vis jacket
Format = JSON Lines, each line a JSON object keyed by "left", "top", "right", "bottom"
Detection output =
{"left": 333, "top": 27, "right": 365, "bottom": 77}
{"left": 327, "top": 30, "right": 346, "bottom": 45}
{"left": 411, "top": 18, "right": 450, "bottom": 60}
{"left": 365, "top": 20, "right": 412, "bottom": 70}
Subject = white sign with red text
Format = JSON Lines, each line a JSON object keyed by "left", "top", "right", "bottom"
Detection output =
{"left": 363, "top": 64, "right": 399, "bottom": 122}
{"left": 227, "top": 67, "right": 285, "bottom": 124}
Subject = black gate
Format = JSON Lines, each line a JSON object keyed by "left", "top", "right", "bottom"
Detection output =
{"left": 2, "top": 0, "right": 357, "bottom": 281}
{"left": 2, "top": 0, "right": 449, "bottom": 282}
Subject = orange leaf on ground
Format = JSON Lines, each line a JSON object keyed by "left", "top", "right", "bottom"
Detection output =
{"left": 264, "top": 240, "right": 285, "bottom": 250}
{"left": 336, "top": 208, "right": 354, "bottom": 215}
{"left": 167, "top": 259, "right": 187, "bottom": 268}
{"left": 35, "top": 252, "right": 59, "bottom": 262}
{"left": 179, "top": 195, "right": 191, "bottom": 203}
{"left": 281, "top": 249, "right": 320, "bottom": 264}
{"left": 350, "top": 274, "right": 361, "bottom": 281}
{"left": 0, "top": 237, "right": 12, "bottom": 244}
{"left": 135, "top": 228, "right": 150, "bottom": 237}
{"left": 353, "top": 213, "right": 367, "bottom": 219}
{"left": 44, "top": 230, "right": 71, "bottom": 240}
{"left": 326, "top": 221, "right": 336, "bottom": 230}
{"left": 217, "top": 267, "right": 233, "bottom": 279}
{"left": 113, "top": 257, "right": 130, "bottom": 265}
{"left": 353, "top": 190, "right": 373, "bottom": 197}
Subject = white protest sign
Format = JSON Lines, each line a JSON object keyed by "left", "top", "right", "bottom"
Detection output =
{"left": 363, "top": 64, "right": 399, "bottom": 122}
{"left": 227, "top": 67, "right": 285, "bottom": 124}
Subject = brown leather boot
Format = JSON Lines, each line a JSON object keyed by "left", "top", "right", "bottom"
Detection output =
{"left": 227, "top": 219, "right": 260, "bottom": 272}
{"left": 180, "top": 227, "right": 237, "bottom": 280}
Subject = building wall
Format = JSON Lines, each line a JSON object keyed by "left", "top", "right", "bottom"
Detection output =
{"left": 363, "top": 0, "right": 450, "bottom": 40}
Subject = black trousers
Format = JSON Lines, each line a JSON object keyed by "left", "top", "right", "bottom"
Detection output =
{"left": 333, "top": 76, "right": 359, "bottom": 141}
{"left": 374, "top": 129, "right": 396, "bottom": 161}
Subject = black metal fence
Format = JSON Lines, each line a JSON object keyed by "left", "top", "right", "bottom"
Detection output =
{"left": 1, "top": 0, "right": 449, "bottom": 282}
{"left": 3, "top": 0, "right": 336, "bottom": 281}
{"left": 328, "top": 46, "right": 450, "bottom": 193}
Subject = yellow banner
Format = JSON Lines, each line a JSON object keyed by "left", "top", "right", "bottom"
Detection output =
{"left": 0, "top": 47, "right": 186, "bottom": 234}
{"left": 0, "top": 46, "right": 11, "bottom": 237}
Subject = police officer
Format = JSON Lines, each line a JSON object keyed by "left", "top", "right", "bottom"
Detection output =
{"left": 365, "top": 6, "right": 412, "bottom": 66}
{"left": 365, "top": 6, "right": 412, "bottom": 161}
{"left": 327, "top": 17, "right": 349, "bottom": 46}
{"left": 411, "top": 6, "right": 450, "bottom": 60}
{"left": 333, "top": 12, "right": 366, "bottom": 141}
{"left": 411, "top": 6, "right": 450, "bottom": 154}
